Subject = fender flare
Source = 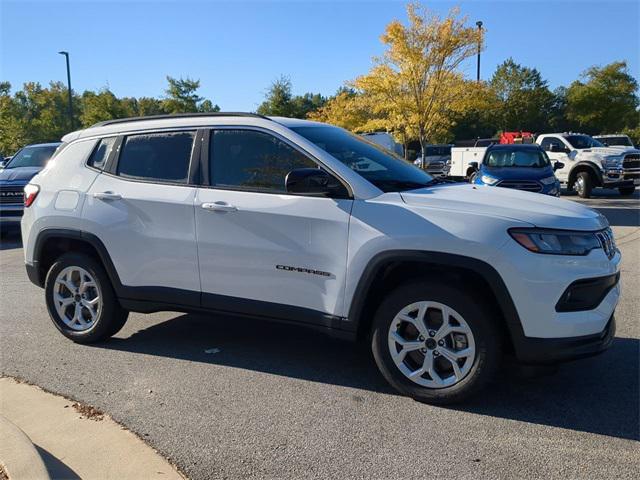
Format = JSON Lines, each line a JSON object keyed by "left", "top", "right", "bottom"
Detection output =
{"left": 31, "top": 228, "right": 124, "bottom": 294}
{"left": 347, "top": 250, "right": 526, "bottom": 344}
{"left": 568, "top": 162, "right": 603, "bottom": 187}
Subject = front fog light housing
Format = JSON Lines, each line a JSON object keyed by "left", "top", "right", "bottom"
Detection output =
{"left": 540, "top": 176, "right": 557, "bottom": 185}
{"left": 509, "top": 228, "right": 602, "bottom": 255}
{"left": 480, "top": 174, "right": 499, "bottom": 185}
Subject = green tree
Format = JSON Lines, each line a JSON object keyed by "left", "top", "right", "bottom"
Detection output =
{"left": 80, "top": 89, "right": 136, "bottom": 127}
{"left": 162, "top": 76, "right": 219, "bottom": 113}
{"left": 257, "top": 76, "right": 326, "bottom": 118}
{"left": 0, "top": 82, "right": 28, "bottom": 154}
{"left": 565, "top": 61, "right": 639, "bottom": 134}
{"left": 490, "top": 58, "right": 555, "bottom": 132}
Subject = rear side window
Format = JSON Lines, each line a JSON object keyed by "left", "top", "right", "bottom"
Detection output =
{"left": 116, "top": 131, "right": 195, "bottom": 183}
{"left": 210, "top": 129, "right": 316, "bottom": 192}
{"left": 87, "top": 137, "right": 117, "bottom": 170}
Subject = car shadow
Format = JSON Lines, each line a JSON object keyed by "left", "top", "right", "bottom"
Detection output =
{"left": 593, "top": 207, "right": 640, "bottom": 227}
{"left": 0, "top": 227, "right": 23, "bottom": 250}
{"left": 96, "top": 312, "right": 639, "bottom": 441}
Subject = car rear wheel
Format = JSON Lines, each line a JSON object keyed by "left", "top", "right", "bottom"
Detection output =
{"left": 371, "top": 280, "right": 502, "bottom": 404}
{"left": 45, "top": 252, "right": 128, "bottom": 343}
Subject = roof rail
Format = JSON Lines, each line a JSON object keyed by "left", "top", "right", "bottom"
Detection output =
{"left": 90, "top": 112, "right": 271, "bottom": 128}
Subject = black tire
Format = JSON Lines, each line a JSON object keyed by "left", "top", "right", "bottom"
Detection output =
{"left": 468, "top": 172, "right": 477, "bottom": 183}
{"left": 618, "top": 186, "right": 636, "bottom": 196}
{"left": 45, "top": 252, "right": 128, "bottom": 343}
{"left": 371, "top": 280, "right": 502, "bottom": 405}
{"left": 575, "top": 171, "right": 592, "bottom": 198}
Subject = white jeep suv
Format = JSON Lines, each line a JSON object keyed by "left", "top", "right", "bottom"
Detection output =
{"left": 22, "top": 113, "right": 620, "bottom": 404}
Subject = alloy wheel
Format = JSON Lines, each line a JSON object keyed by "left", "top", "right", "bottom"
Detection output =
{"left": 387, "top": 301, "right": 476, "bottom": 388}
{"left": 53, "top": 266, "right": 102, "bottom": 331}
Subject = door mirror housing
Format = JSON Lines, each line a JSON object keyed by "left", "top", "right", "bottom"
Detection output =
{"left": 469, "top": 161, "right": 479, "bottom": 171}
{"left": 553, "top": 161, "right": 565, "bottom": 171}
{"left": 285, "top": 168, "right": 349, "bottom": 198}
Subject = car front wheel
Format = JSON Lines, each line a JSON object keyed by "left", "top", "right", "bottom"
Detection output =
{"left": 45, "top": 252, "right": 128, "bottom": 343}
{"left": 371, "top": 280, "right": 502, "bottom": 404}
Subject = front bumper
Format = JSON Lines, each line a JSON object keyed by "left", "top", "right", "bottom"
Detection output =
{"left": 512, "top": 315, "right": 616, "bottom": 364}
{"left": 602, "top": 168, "right": 638, "bottom": 188}
{"left": 0, "top": 204, "right": 24, "bottom": 224}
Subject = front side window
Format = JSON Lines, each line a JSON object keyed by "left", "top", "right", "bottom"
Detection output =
{"left": 5, "top": 145, "right": 59, "bottom": 169}
{"left": 291, "top": 126, "right": 434, "bottom": 192}
{"left": 485, "top": 149, "right": 550, "bottom": 168}
{"left": 210, "top": 129, "right": 317, "bottom": 192}
{"left": 116, "top": 131, "right": 194, "bottom": 183}
{"left": 87, "top": 137, "right": 117, "bottom": 170}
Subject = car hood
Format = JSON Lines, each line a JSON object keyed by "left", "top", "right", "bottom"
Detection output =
{"left": 577, "top": 146, "right": 640, "bottom": 156}
{"left": 400, "top": 183, "right": 607, "bottom": 231}
{"left": 0, "top": 166, "right": 42, "bottom": 183}
{"left": 481, "top": 165, "right": 554, "bottom": 180}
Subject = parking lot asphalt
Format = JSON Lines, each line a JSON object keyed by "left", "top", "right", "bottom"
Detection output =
{"left": 1, "top": 189, "right": 639, "bottom": 480}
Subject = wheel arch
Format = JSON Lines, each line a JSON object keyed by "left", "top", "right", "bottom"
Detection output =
{"left": 348, "top": 251, "right": 524, "bottom": 352}
{"left": 31, "top": 229, "right": 123, "bottom": 295}
{"left": 568, "top": 162, "right": 603, "bottom": 188}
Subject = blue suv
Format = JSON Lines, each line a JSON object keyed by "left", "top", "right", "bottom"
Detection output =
{"left": 471, "top": 144, "right": 562, "bottom": 196}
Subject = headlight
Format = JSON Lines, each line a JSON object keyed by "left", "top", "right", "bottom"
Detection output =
{"left": 603, "top": 155, "right": 623, "bottom": 168}
{"left": 480, "top": 174, "right": 499, "bottom": 185}
{"left": 509, "top": 228, "right": 603, "bottom": 255}
{"left": 540, "top": 176, "right": 557, "bottom": 185}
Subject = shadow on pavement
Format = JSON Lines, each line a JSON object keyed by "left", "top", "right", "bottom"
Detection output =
{"left": 97, "top": 312, "right": 640, "bottom": 442}
{"left": 0, "top": 227, "right": 23, "bottom": 250}
{"left": 592, "top": 207, "right": 640, "bottom": 227}
{"left": 36, "top": 445, "right": 81, "bottom": 480}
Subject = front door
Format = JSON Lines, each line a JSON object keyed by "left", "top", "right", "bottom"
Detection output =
{"left": 541, "top": 137, "right": 571, "bottom": 182}
{"left": 195, "top": 128, "right": 352, "bottom": 323}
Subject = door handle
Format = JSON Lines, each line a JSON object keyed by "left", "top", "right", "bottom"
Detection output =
{"left": 201, "top": 201, "right": 238, "bottom": 212}
{"left": 92, "top": 191, "right": 122, "bottom": 201}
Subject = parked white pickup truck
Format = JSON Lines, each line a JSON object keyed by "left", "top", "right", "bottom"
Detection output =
{"left": 536, "top": 133, "right": 640, "bottom": 198}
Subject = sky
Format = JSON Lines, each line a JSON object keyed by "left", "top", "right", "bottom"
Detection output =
{"left": 1, "top": 0, "right": 639, "bottom": 111}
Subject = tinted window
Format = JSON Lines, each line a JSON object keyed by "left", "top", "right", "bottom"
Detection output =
{"left": 87, "top": 137, "right": 117, "bottom": 170}
{"left": 210, "top": 130, "right": 316, "bottom": 192}
{"left": 117, "top": 132, "right": 194, "bottom": 183}
{"left": 292, "top": 126, "right": 434, "bottom": 192}
{"left": 5, "top": 145, "right": 59, "bottom": 169}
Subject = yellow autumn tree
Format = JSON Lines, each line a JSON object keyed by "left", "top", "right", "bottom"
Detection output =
{"left": 354, "top": 3, "right": 482, "bottom": 154}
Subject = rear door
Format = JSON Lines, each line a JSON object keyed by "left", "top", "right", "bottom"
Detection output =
{"left": 83, "top": 130, "right": 201, "bottom": 304}
{"left": 194, "top": 127, "right": 353, "bottom": 322}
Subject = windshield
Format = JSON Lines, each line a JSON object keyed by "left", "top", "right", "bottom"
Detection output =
{"left": 485, "top": 149, "right": 550, "bottom": 168}
{"left": 425, "top": 146, "right": 452, "bottom": 157}
{"left": 291, "top": 126, "right": 434, "bottom": 192}
{"left": 5, "top": 145, "right": 58, "bottom": 169}
{"left": 565, "top": 135, "right": 604, "bottom": 149}
{"left": 598, "top": 136, "right": 633, "bottom": 147}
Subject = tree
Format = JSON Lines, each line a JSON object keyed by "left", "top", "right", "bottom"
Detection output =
{"left": 80, "top": 89, "right": 136, "bottom": 127}
{"left": 490, "top": 58, "right": 556, "bottom": 132}
{"left": 449, "top": 80, "right": 500, "bottom": 141}
{"left": 256, "top": 76, "right": 327, "bottom": 118}
{"left": 162, "top": 76, "right": 219, "bottom": 113}
{"left": 308, "top": 88, "right": 373, "bottom": 131}
{"left": 565, "top": 61, "right": 639, "bottom": 134}
{"left": 353, "top": 3, "right": 482, "bottom": 154}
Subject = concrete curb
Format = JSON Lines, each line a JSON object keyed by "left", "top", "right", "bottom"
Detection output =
{"left": 0, "top": 414, "right": 50, "bottom": 480}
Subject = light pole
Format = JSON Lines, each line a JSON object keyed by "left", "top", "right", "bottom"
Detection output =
{"left": 58, "top": 51, "right": 74, "bottom": 130}
{"left": 475, "top": 21, "right": 483, "bottom": 82}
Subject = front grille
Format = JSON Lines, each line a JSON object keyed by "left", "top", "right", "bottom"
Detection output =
{"left": 0, "top": 187, "right": 24, "bottom": 205}
{"left": 426, "top": 161, "right": 445, "bottom": 170}
{"left": 496, "top": 180, "right": 542, "bottom": 192}
{"left": 596, "top": 228, "right": 616, "bottom": 259}
{"left": 623, "top": 154, "right": 640, "bottom": 170}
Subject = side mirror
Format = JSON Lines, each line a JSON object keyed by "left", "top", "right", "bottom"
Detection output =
{"left": 553, "top": 161, "right": 565, "bottom": 171}
{"left": 285, "top": 168, "right": 348, "bottom": 198}
{"left": 469, "top": 161, "right": 479, "bottom": 171}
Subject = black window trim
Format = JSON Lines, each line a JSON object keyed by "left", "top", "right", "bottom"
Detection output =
{"left": 100, "top": 128, "right": 201, "bottom": 187}
{"left": 85, "top": 135, "right": 120, "bottom": 173}
{"left": 200, "top": 125, "right": 354, "bottom": 199}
